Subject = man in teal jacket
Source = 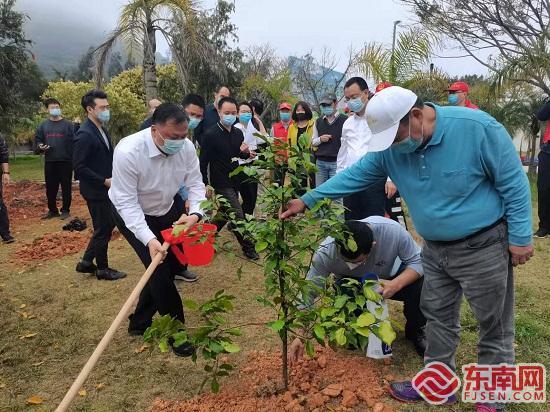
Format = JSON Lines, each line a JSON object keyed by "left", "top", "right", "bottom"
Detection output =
{"left": 281, "top": 86, "right": 534, "bottom": 412}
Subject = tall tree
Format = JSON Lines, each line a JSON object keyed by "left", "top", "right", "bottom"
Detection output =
{"left": 94, "top": 0, "right": 202, "bottom": 103}
{"left": 0, "top": 0, "right": 46, "bottom": 140}
{"left": 71, "top": 46, "right": 95, "bottom": 81}
{"left": 400, "top": 0, "right": 550, "bottom": 96}
{"left": 107, "top": 51, "right": 124, "bottom": 79}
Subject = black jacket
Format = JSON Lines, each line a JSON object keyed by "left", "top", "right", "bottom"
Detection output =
{"left": 193, "top": 104, "right": 220, "bottom": 147}
{"left": 73, "top": 118, "right": 113, "bottom": 201}
{"left": 199, "top": 122, "right": 248, "bottom": 189}
{"left": 537, "top": 101, "right": 550, "bottom": 122}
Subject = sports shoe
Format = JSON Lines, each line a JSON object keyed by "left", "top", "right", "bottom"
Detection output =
{"left": 534, "top": 228, "right": 549, "bottom": 238}
{"left": 174, "top": 269, "right": 198, "bottom": 282}
{"left": 75, "top": 260, "right": 97, "bottom": 274}
{"left": 96, "top": 268, "right": 127, "bottom": 280}
{"left": 389, "top": 381, "right": 457, "bottom": 404}
{"left": 60, "top": 211, "right": 70, "bottom": 220}
{"left": 41, "top": 211, "right": 60, "bottom": 219}
{"left": 2, "top": 234, "right": 15, "bottom": 244}
{"left": 476, "top": 404, "right": 499, "bottom": 412}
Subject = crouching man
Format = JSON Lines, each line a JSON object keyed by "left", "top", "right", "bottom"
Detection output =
{"left": 289, "top": 216, "right": 426, "bottom": 363}
{"left": 109, "top": 103, "right": 206, "bottom": 357}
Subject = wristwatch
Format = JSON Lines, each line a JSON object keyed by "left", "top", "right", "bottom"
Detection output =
{"left": 190, "top": 212, "right": 202, "bottom": 222}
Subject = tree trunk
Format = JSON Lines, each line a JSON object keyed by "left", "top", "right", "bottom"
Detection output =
{"left": 143, "top": 15, "right": 158, "bottom": 103}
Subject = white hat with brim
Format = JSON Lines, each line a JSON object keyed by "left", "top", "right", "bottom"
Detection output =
{"left": 365, "top": 86, "right": 419, "bottom": 152}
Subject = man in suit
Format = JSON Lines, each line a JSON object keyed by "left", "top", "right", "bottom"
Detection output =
{"left": 73, "top": 89, "right": 126, "bottom": 281}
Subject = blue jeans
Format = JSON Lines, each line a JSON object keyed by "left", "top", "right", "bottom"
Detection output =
{"left": 315, "top": 159, "right": 337, "bottom": 186}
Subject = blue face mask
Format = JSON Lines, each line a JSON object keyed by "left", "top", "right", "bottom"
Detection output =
{"left": 97, "top": 110, "right": 110, "bottom": 123}
{"left": 393, "top": 120, "right": 424, "bottom": 154}
{"left": 239, "top": 113, "right": 253, "bottom": 123}
{"left": 49, "top": 108, "right": 62, "bottom": 117}
{"left": 448, "top": 94, "right": 459, "bottom": 105}
{"left": 221, "top": 114, "right": 236, "bottom": 127}
{"left": 158, "top": 130, "right": 185, "bottom": 155}
{"left": 321, "top": 106, "right": 334, "bottom": 117}
{"left": 347, "top": 97, "right": 364, "bottom": 113}
{"left": 280, "top": 112, "right": 291, "bottom": 121}
{"left": 188, "top": 117, "right": 201, "bottom": 130}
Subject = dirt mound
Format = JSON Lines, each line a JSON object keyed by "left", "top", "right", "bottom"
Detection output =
{"left": 151, "top": 347, "right": 394, "bottom": 412}
{"left": 4, "top": 180, "right": 87, "bottom": 222}
{"left": 12, "top": 231, "right": 90, "bottom": 264}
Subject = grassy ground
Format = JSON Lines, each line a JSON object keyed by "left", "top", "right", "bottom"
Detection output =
{"left": 8, "top": 155, "right": 44, "bottom": 182}
{"left": 0, "top": 178, "right": 548, "bottom": 411}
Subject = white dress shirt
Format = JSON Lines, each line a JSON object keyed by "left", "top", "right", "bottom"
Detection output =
{"left": 235, "top": 121, "right": 264, "bottom": 165}
{"left": 109, "top": 128, "right": 206, "bottom": 246}
{"left": 336, "top": 112, "right": 373, "bottom": 174}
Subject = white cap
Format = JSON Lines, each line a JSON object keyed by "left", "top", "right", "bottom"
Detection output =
{"left": 365, "top": 86, "right": 418, "bottom": 152}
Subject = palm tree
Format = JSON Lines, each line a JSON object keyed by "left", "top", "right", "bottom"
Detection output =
{"left": 94, "top": 0, "right": 206, "bottom": 102}
{"left": 354, "top": 27, "right": 446, "bottom": 94}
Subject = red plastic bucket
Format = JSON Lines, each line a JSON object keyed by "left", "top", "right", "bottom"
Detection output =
{"left": 161, "top": 223, "right": 217, "bottom": 266}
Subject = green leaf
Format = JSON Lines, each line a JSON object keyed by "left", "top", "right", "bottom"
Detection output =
{"left": 220, "top": 341, "right": 241, "bottom": 353}
{"left": 211, "top": 377, "right": 220, "bottom": 393}
{"left": 375, "top": 306, "right": 384, "bottom": 317}
{"left": 267, "top": 320, "right": 285, "bottom": 332}
{"left": 374, "top": 321, "right": 397, "bottom": 346}
{"left": 313, "top": 324, "right": 325, "bottom": 340}
{"left": 236, "top": 266, "right": 243, "bottom": 280}
{"left": 255, "top": 241, "right": 268, "bottom": 252}
{"left": 171, "top": 224, "right": 187, "bottom": 237}
{"left": 333, "top": 295, "right": 349, "bottom": 309}
{"left": 351, "top": 325, "right": 371, "bottom": 337}
{"left": 345, "top": 301, "right": 358, "bottom": 313}
{"left": 182, "top": 299, "right": 199, "bottom": 310}
{"left": 219, "top": 363, "right": 234, "bottom": 371}
{"left": 357, "top": 312, "right": 376, "bottom": 327}
{"left": 226, "top": 327, "right": 242, "bottom": 336}
{"left": 158, "top": 339, "right": 169, "bottom": 353}
{"left": 346, "top": 238, "right": 358, "bottom": 252}
{"left": 363, "top": 285, "right": 382, "bottom": 302}
{"left": 355, "top": 295, "right": 366, "bottom": 308}
{"left": 305, "top": 340, "right": 315, "bottom": 357}
{"left": 335, "top": 328, "right": 347, "bottom": 346}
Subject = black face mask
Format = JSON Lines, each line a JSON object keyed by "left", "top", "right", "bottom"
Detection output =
{"left": 295, "top": 112, "right": 308, "bottom": 122}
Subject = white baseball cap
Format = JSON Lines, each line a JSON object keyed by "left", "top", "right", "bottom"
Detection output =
{"left": 365, "top": 86, "right": 418, "bottom": 152}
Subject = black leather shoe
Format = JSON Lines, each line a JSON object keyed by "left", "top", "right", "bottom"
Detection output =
{"left": 407, "top": 328, "right": 427, "bottom": 357}
{"left": 96, "top": 268, "right": 127, "bottom": 280}
{"left": 76, "top": 260, "right": 97, "bottom": 274}
{"left": 41, "top": 211, "right": 60, "bottom": 219}
{"left": 169, "top": 338, "right": 195, "bottom": 357}
{"left": 243, "top": 248, "right": 260, "bottom": 261}
{"left": 128, "top": 314, "right": 148, "bottom": 336}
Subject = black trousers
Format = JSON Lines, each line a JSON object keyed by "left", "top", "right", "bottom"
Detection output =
{"left": 343, "top": 180, "right": 386, "bottom": 220}
{"left": 45, "top": 161, "right": 73, "bottom": 213}
{"left": 237, "top": 173, "right": 258, "bottom": 217}
{"left": 81, "top": 199, "right": 115, "bottom": 269}
{"left": 0, "top": 178, "right": 11, "bottom": 239}
{"left": 391, "top": 275, "right": 426, "bottom": 338}
{"left": 113, "top": 202, "right": 185, "bottom": 330}
{"left": 213, "top": 186, "right": 254, "bottom": 251}
{"left": 537, "top": 151, "right": 550, "bottom": 230}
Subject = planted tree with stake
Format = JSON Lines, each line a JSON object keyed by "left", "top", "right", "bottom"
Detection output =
{"left": 145, "top": 134, "right": 396, "bottom": 392}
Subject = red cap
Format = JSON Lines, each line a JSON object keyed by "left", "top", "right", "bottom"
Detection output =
{"left": 447, "top": 81, "right": 469, "bottom": 93}
{"left": 279, "top": 102, "right": 292, "bottom": 110}
{"left": 375, "top": 82, "right": 393, "bottom": 93}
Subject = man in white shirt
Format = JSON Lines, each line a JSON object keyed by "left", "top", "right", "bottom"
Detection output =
{"left": 109, "top": 103, "right": 206, "bottom": 357}
{"left": 337, "top": 77, "right": 396, "bottom": 219}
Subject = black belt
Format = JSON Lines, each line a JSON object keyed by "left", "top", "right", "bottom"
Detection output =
{"left": 428, "top": 218, "right": 505, "bottom": 246}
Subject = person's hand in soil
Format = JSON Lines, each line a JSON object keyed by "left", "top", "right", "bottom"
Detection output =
{"left": 279, "top": 199, "right": 306, "bottom": 219}
{"left": 288, "top": 337, "right": 304, "bottom": 365}
{"left": 147, "top": 238, "right": 167, "bottom": 262}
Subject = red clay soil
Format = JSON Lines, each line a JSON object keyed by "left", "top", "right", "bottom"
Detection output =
{"left": 3, "top": 180, "right": 87, "bottom": 223}
{"left": 11, "top": 231, "right": 91, "bottom": 264}
{"left": 151, "top": 346, "right": 395, "bottom": 412}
